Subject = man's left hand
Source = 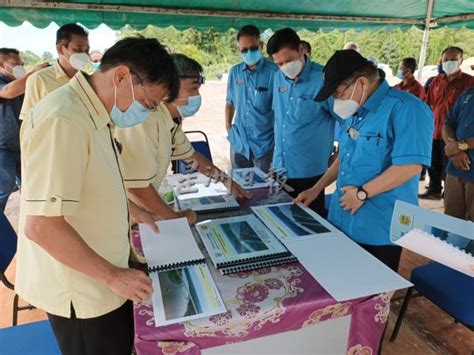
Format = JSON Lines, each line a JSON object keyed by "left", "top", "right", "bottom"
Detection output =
{"left": 130, "top": 205, "right": 160, "bottom": 233}
{"left": 445, "top": 141, "right": 461, "bottom": 158}
{"left": 225, "top": 179, "right": 252, "bottom": 199}
{"left": 340, "top": 186, "right": 364, "bottom": 215}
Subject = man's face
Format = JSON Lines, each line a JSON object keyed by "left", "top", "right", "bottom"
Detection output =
{"left": 237, "top": 35, "right": 261, "bottom": 54}
{"left": 398, "top": 62, "right": 411, "bottom": 76}
{"left": 333, "top": 76, "right": 368, "bottom": 105}
{"left": 271, "top": 47, "right": 303, "bottom": 68}
{"left": 442, "top": 50, "right": 462, "bottom": 65}
{"left": 58, "top": 34, "right": 90, "bottom": 59}
{"left": 174, "top": 78, "right": 202, "bottom": 106}
{"left": 2, "top": 53, "right": 23, "bottom": 75}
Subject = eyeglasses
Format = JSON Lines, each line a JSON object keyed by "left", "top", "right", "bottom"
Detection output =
{"left": 333, "top": 81, "right": 354, "bottom": 99}
{"left": 240, "top": 46, "right": 259, "bottom": 54}
{"left": 130, "top": 70, "right": 159, "bottom": 111}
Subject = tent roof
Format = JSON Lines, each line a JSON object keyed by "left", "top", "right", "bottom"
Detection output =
{"left": 0, "top": 0, "right": 473, "bottom": 31}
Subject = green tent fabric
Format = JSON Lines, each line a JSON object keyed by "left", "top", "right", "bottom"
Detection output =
{"left": 0, "top": 0, "right": 473, "bottom": 30}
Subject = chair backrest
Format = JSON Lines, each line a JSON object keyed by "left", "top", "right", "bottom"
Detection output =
{"left": 0, "top": 211, "right": 17, "bottom": 274}
{"left": 177, "top": 131, "right": 213, "bottom": 173}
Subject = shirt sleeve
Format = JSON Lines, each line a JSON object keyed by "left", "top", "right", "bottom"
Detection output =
{"left": 226, "top": 68, "right": 235, "bottom": 105}
{"left": 390, "top": 99, "right": 434, "bottom": 168}
{"left": 22, "top": 115, "right": 89, "bottom": 216}
{"left": 445, "top": 91, "right": 464, "bottom": 128}
{"left": 20, "top": 74, "right": 46, "bottom": 120}
{"left": 170, "top": 123, "right": 194, "bottom": 160}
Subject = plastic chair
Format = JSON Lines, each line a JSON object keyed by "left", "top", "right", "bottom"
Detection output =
{"left": 0, "top": 320, "right": 60, "bottom": 355}
{"left": 390, "top": 262, "right": 474, "bottom": 341}
{"left": 176, "top": 130, "right": 213, "bottom": 173}
{"left": 0, "top": 211, "right": 35, "bottom": 325}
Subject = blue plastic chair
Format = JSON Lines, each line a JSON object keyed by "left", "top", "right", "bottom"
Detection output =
{"left": 176, "top": 130, "right": 213, "bottom": 173}
{"left": 0, "top": 211, "right": 35, "bottom": 325}
{"left": 391, "top": 262, "right": 474, "bottom": 341}
{"left": 0, "top": 320, "right": 60, "bottom": 355}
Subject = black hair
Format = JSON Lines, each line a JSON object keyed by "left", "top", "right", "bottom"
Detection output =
{"left": 56, "top": 23, "right": 88, "bottom": 45}
{"left": 0, "top": 48, "right": 20, "bottom": 59}
{"left": 237, "top": 25, "right": 260, "bottom": 41}
{"left": 171, "top": 53, "right": 203, "bottom": 77}
{"left": 401, "top": 57, "right": 417, "bottom": 73}
{"left": 442, "top": 46, "right": 464, "bottom": 57}
{"left": 342, "top": 61, "right": 380, "bottom": 85}
{"left": 267, "top": 28, "right": 300, "bottom": 56}
{"left": 100, "top": 37, "right": 180, "bottom": 102}
{"left": 301, "top": 40, "right": 312, "bottom": 55}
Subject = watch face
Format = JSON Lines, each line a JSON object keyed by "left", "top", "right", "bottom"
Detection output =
{"left": 459, "top": 142, "right": 469, "bottom": 151}
{"left": 357, "top": 190, "right": 367, "bottom": 201}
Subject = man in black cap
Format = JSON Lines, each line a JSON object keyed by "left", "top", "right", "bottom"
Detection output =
{"left": 295, "top": 50, "right": 433, "bottom": 271}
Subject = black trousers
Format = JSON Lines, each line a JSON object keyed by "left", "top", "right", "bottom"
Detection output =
{"left": 427, "top": 139, "right": 447, "bottom": 193}
{"left": 286, "top": 174, "right": 326, "bottom": 217}
{"left": 47, "top": 301, "right": 134, "bottom": 355}
{"left": 358, "top": 243, "right": 403, "bottom": 272}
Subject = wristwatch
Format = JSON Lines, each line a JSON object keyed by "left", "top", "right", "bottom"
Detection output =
{"left": 458, "top": 140, "right": 469, "bottom": 151}
{"left": 356, "top": 187, "right": 368, "bottom": 201}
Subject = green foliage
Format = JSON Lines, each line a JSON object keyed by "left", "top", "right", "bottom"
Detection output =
{"left": 119, "top": 25, "right": 473, "bottom": 79}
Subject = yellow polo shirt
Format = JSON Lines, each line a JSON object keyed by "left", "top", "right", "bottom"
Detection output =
{"left": 114, "top": 104, "right": 195, "bottom": 191}
{"left": 16, "top": 72, "right": 130, "bottom": 319}
{"left": 20, "top": 60, "right": 70, "bottom": 120}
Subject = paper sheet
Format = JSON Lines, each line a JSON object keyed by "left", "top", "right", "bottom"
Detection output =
{"left": 230, "top": 167, "right": 276, "bottom": 190}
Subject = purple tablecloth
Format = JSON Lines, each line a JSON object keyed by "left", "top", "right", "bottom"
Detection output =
{"left": 132, "top": 189, "right": 392, "bottom": 355}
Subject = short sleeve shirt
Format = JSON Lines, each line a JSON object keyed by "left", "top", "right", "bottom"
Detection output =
{"left": 115, "top": 103, "right": 195, "bottom": 191}
{"left": 329, "top": 81, "right": 434, "bottom": 246}
{"left": 16, "top": 72, "right": 130, "bottom": 318}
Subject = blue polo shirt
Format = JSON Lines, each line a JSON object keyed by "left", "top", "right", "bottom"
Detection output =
{"left": 0, "top": 73, "right": 23, "bottom": 150}
{"left": 272, "top": 57, "right": 335, "bottom": 179}
{"left": 329, "top": 80, "right": 433, "bottom": 246}
{"left": 445, "top": 87, "right": 474, "bottom": 181}
{"left": 226, "top": 59, "right": 277, "bottom": 160}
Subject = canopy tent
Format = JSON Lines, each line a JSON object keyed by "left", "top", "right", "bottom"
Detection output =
{"left": 0, "top": 0, "right": 473, "bottom": 78}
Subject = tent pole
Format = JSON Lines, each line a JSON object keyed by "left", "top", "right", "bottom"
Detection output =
{"left": 417, "top": 0, "right": 435, "bottom": 81}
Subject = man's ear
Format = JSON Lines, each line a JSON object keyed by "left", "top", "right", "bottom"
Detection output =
{"left": 111, "top": 65, "right": 131, "bottom": 86}
{"left": 56, "top": 43, "right": 66, "bottom": 57}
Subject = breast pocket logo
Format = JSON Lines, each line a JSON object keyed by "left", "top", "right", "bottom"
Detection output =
{"left": 278, "top": 86, "right": 288, "bottom": 93}
{"left": 237, "top": 79, "right": 244, "bottom": 85}
{"left": 399, "top": 214, "right": 411, "bottom": 226}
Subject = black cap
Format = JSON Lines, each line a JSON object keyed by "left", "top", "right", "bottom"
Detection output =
{"left": 315, "top": 50, "right": 369, "bottom": 102}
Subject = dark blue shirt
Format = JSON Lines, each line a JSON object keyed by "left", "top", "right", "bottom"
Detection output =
{"left": 445, "top": 87, "right": 474, "bottom": 181}
{"left": 0, "top": 73, "right": 23, "bottom": 150}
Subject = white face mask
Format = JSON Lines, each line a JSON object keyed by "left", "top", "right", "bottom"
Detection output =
{"left": 333, "top": 82, "right": 365, "bottom": 120}
{"left": 442, "top": 60, "right": 460, "bottom": 75}
{"left": 69, "top": 52, "right": 93, "bottom": 72}
{"left": 6, "top": 63, "right": 26, "bottom": 79}
{"left": 280, "top": 58, "right": 303, "bottom": 79}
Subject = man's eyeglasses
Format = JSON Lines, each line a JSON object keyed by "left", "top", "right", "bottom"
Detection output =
{"left": 130, "top": 70, "right": 160, "bottom": 111}
{"left": 240, "top": 46, "right": 259, "bottom": 54}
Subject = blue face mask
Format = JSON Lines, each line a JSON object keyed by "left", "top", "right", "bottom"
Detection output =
{"left": 92, "top": 62, "right": 101, "bottom": 72}
{"left": 396, "top": 69, "right": 404, "bottom": 80}
{"left": 175, "top": 95, "right": 202, "bottom": 118}
{"left": 242, "top": 49, "right": 262, "bottom": 66}
{"left": 110, "top": 77, "right": 149, "bottom": 128}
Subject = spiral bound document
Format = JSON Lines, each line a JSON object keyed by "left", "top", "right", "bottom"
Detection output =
{"left": 177, "top": 194, "right": 240, "bottom": 213}
{"left": 196, "top": 215, "right": 297, "bottom": 275}
{"left": 139, "top": 218, "right": 226, "bottom": 326}
{"left": 391, "top": 201, "right": 474, "bottom": 277}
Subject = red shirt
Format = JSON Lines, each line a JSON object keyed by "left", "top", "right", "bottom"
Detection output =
{"left": 426, "top": 71, "right": 474, "bottom": 139}
{"left": 395, "top": 77, "right": 426, "bottom": 101}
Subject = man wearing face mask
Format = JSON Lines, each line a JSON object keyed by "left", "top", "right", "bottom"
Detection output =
{"left": 394, "top": 57, "right": 425, "bottom": 100}
{"left": 420, "top": 46, "right": 474, "bottom": 200}
{"left": 295, "top": 50, "right": 433, "bottom": 271}
{"left": 0, "top": 48, "right": 48, "bottom": 211}
{"left": 16, "top": 37, "right": 177, "bottom": 355}
{"left": 115, "top": 53, "right": 251, "bottom": 231}
{"left": 20, "top": 23, "right": 90, "bottom": 120}
{"left": 267, "top": 28, "right": 335, "bottom": 215}
{"left": 226, "top": 25, "right": 277, "bottom": 172}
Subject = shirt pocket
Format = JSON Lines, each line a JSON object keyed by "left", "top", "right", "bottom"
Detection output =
{"left": 254, "top": 88, "right": 272, "bottom": 114}
{"left": 295, "top": 95, "right": 318, "bottom": 123}
{"left": 354, "top": 131, "right": 386, "bottom": 174}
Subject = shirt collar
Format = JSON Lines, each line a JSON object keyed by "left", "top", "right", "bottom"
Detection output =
{"left": 440, "top": 70, "right": 464, "bottom": 82}
{"left": 53, "top": 60, "right": 69, "bottom": 80}
{"left": 241, "top": 58, "right": 264, "bottom": 73}
{"left": 70, "top": 71, "right": 111, "bottom": 130}
{"left": 358, "top": 79, "right": 390, "bottom": 114}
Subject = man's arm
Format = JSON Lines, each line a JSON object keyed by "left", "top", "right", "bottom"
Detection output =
{"left": 0, "top": 63, "right": 48, "bottom": 99}
{"left": 225, "top": 102, "right": 235, "bottom": 132}
{"left": 24, "top": 215, "right": 153, "bottom": 302}
{"left": 363, "top": 164, "right": 422, "bottom": 197}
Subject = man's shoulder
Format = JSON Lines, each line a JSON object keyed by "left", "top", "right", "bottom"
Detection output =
{"left": 262, "top": 59, "right": 278, "bottom": 72}
{"left": 29, "top": 65, "right": 56, "bottom": 83}
{"left": 32, "top": 84, "right": 84, "bottom": 120}
{"left": 386, "top": 86, "right": 427, "bottom": 108}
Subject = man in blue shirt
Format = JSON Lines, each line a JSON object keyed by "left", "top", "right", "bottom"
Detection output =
{"left": 267, "top": 28, "right": 335, "bottom": 215}
{"left": 0, "top": 48, "right": 47, "bottom": 211}
{"left": 443, "top": 87, "right": 474, "bottom": 224}
{"left": 295, "top": 50, "right": 433, "bottom": 271}
{"left": 226, "top": 25, "right": 277, "bottom": 172}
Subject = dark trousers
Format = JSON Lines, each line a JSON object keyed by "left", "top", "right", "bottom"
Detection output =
{"left": 358, "top": 243, "right": 403, "bottom": 272}
{"left": 286, "top": 174, "right": 326, "bottom": 217}
{"left": 427, "top": 139, "right": 447, "bottom": 193}
{"left": 47, "top": 301, "right": 134, "bottom": 355}
{"left": 0, "top": 148, "right": 21, "bottom": 211}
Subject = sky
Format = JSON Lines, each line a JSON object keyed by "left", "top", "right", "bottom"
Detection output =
{"left": 0, "top": 21, "right": 118, "bottom": 56}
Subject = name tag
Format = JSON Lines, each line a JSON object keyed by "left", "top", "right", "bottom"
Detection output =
{"left": 236, "top": 79, "right": 244, "bottom": 85}
{"left": 279, "top": 86, "right": 288, "bottom": 93}
{"left": 348, "top": 127, "right": 360, "bottom": 140}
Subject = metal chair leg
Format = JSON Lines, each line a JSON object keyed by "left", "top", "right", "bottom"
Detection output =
{"left": 12, "top": 293, "right": 19, "bottom": 326}
{"left": 390, "top": 286, "right": 415, "bottom": 342}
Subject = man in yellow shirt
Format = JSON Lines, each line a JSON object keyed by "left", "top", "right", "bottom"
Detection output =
{"left": 20, "top": 23, "right": 90, "bottom": 120}
{"left": 115, "top": 54, "right": 250, "bottom": 227}
{"left": 16, "top": 37, "right": 178, "bottom": 355}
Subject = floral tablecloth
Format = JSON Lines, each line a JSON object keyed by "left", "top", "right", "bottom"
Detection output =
{"left": 132, "top": 189, "right": 392, "bottom": 355}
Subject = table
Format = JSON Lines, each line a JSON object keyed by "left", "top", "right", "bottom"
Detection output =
{"left": 132, "top": 188, "right": 392, "bottom": 355}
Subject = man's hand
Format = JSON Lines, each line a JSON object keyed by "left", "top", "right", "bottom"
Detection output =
{"left": 175, "top": 209, "right": 197, "bottom": 225}
{"left": 451, "top": 151, "right": 470, "bottom": 171}
{"left": 27, "top": 62, "right": 49, "bottom": 75}
{"left": 445, "top": 141, "right": 461, "bottom": 158}
{"left": 107, "top": 267, "right": 153, "bottom": 303}
{"left": 293, "top": 186, "right": 322, "bottom": 207}
{"left": 340, "top": 186, "right": 364, "bottom": 215}
{"left": 226, "top": 179, "right": 252, "bottom": 199}
{"left": 129, "top": 202, "right": 160, "bottom": 233}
